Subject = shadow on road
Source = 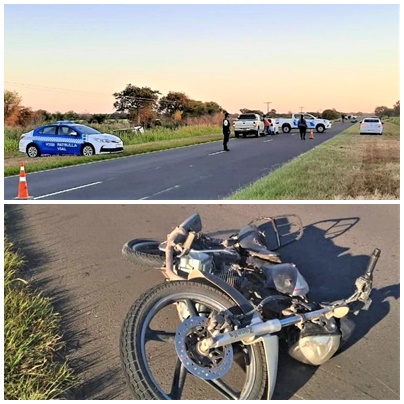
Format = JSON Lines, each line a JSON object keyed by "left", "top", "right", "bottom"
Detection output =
{"left": 260, "top": 217, "right": 398, "bottom": 399}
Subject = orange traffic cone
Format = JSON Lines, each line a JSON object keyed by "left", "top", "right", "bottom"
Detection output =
{"left": 16, "top": 162, "right": 33, "bottom": 199}
{"left": 309, "top": 130, "right": 315, "bottom": 139}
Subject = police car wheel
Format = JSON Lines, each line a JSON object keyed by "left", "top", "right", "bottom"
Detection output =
{"left": 82, "top": 144, "right": 95, "bottom": 156}
{"left": 27, "top": 144, "right": 40, "bottom": 158}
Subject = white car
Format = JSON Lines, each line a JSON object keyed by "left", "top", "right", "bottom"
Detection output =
{"left": 19, "top": 121, "right": 124, "bottom": 157}
{"left": 360, "top": 117, "right": 384, "bottom": 135}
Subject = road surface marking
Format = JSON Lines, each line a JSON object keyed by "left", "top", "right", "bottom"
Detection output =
{"left": 33, "top": 181, "right": 102, "bottom": 199}
{"left": 263, "top": 139, "right": 273, "bottom": 143}
{"left": 291, "top": 133, "right": 297, "bottom": 136}
{"left": 139, "top": 185, "right": 180, "bottom": 200}
{"left": 209, "top": 151, "right": 226, "bottom": 156}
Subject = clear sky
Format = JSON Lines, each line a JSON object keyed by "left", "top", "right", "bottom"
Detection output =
{"left": 4, "top": 3, "right": 400, "bottom": 115}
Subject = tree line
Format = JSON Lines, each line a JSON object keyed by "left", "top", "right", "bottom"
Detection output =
{"left": 4, "top": 86, "right": 400, "bottom": 129}
{"left": 4, "top": 85, "right": 224, "bottom": 128}
{"left": 113, "top": 84, "right": 223, "bottom": 126}
{"left": 374, "top": 101, "right": 400, "bottom": 118}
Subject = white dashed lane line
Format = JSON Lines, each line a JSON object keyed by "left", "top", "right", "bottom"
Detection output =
{"left": 139, "top": 185, "right": 181, "bottom": 200}
{"left": 33, "top": 181, "right": 103, "bottom": 199}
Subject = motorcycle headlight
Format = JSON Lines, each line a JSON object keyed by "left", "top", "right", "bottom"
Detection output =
{"left": 288, "top": 335, "right": 341, "bottom": 366}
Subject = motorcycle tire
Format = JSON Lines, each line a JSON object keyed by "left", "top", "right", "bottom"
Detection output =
{"left": 120, "top": 280, "right": 268, "bottom": 400}
{"left": 122, "top": 238, "right": 165, "bottom": 267}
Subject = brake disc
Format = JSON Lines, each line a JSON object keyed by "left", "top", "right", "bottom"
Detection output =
{"left": 175, "top": 316, "right": 233, "bottom": 380}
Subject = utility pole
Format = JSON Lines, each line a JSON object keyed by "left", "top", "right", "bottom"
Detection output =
{"left": 264, "top": 101, "right": 272, "bottom": 114}
{"left": 299, "top": 106, "right": 304, "bottom": 113}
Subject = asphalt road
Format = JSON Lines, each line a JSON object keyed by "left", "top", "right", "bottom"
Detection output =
{"left": 4, "top": 122, "right": 353, "bottom": 200}
{"left": 5, "top": 204, "right": 399, "bottom": 400}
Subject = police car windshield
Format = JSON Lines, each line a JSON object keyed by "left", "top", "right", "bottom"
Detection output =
{"left": 73, "top": 125, "right": 101, "bottom": 135}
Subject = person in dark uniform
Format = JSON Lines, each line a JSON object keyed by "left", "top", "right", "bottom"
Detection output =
{"left": 222, "top": 112, "right": 231, "bottom": 151}
{"left": 298, "top": 114, "right": 307, "bottom": 140}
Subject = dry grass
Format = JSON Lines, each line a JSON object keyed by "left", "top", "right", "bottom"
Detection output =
{"left": 230, "top": 119, "right": 400, "bottom": 200}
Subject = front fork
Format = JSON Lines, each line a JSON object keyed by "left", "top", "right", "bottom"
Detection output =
{"left": 255, "top": 335, "right": 279, "bottom": 400}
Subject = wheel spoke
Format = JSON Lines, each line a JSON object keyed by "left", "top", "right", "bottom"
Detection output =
{"left": 170, "top": 358, "right": 187, "bottom": 399}
{"left": 205, "top": 378, "right": 239, "bottom": 400}
{"left": 145, "top": 328, "right": 176, "bottom": 343}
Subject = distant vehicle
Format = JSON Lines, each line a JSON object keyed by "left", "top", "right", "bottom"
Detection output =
{"left": 351, "top": 116, "right": 358, "bottom": 123}
{"left": 276, "top": 113, "right": 332, "bottom": 133}
{"left": 19, "top": 121, "right": 124, "bottom": 158}
{"left": 233, "top": 114, "right": 265, "bottom": 138}
{"left": 360, "top": 117, "right": 384, "bottom": 135}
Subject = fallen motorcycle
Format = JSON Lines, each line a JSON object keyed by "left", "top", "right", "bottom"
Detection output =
{"left": 120, "top": 213, "right": 380, "bottom": 400}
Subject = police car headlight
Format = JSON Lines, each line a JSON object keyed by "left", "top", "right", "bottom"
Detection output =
{"left": 94, "top": 138, "right": 111, "bottom": 143}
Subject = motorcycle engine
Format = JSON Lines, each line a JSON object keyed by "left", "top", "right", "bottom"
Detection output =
{"left": 178, "top": 251, "right": 214, "bottom": 274}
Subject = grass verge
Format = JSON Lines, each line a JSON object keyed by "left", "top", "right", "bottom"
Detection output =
{"left": 229, "top": 119, "right": 400, "bottom": 200}
{"left": 4, "top": 127, "right": 222, "bottom": 176}
{"left": 4, "top": 236, "right": 76, "bottom": 399}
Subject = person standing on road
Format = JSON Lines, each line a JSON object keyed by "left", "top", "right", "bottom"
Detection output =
{"left": 222, "top": 112, "right": 231, "bottom": 151}
{"left": 263, "top": 115, "right": 270, "bottom": 135}
{"left": 298, "top": 114, "right": 307, "bottom": 140}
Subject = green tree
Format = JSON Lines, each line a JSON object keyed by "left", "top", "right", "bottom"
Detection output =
{"left": 321, "top": 109, "right": 340, "bottom": 120}
{"left": 374, "top": 106, "right": 393, "bottom": 117}
{"left": 64, "top": 110, "right": 79, "bottom": 121}
{"left": 4, "top": 90, "right": 21, "bottom": 124}
{"left": 35, "top": 109, "right": 52, "bottom": 122}
{"left": 158, "top": 92, "right": 190, "bottom": 116}
{"left": 185, "top": 100, "right": 208, "bottom": 117}
{"left": 113, "top": 84, "right": 160, "bottom": 124}
{"left": 90, "top": 114, "right": 108, "bottom": 124}
{"left": 52, "top": 112, "right": 65, "bottom": 121}
{"left": 268, "top": 108, "right": 277, "bottom": 118}
{"left": 16, "top": 106, "right": 34, "bottom": 127}
{"left": 393, "top": 100, "right": 400, "bottom": 116}
{"left": 204, "top": 101, "right": 222, "bottom": 115}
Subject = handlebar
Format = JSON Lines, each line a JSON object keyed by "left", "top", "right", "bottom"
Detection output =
{"left": 364, "top": 248, "right": 381, "bottom": 280}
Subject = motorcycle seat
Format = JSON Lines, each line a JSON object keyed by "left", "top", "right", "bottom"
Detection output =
{"left": 237, "top": 225, "right": 281, "bottom": 262}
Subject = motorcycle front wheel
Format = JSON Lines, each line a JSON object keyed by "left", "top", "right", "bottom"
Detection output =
{"left": 120, "top": 280, "right": 267, "bottom": 400}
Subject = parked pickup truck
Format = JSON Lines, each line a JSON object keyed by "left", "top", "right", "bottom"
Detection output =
{"left": 275, "top": 113, "right": 332, "bottom": 133}
{"left": 233, "top": 113, "right": 265, "bottom": 138}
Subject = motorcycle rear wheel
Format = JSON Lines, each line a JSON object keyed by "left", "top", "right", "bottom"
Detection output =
{"left": 120, "top": 280, "right": 267, "bottom": 400}
{"left": 122, "top": 238, "right": 165, "bottom": 267}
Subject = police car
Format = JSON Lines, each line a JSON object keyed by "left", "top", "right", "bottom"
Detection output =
{"left": 19, "top": 121, "right": 124, "bottom": 158}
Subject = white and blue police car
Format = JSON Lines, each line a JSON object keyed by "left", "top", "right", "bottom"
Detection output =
{"left": 19, "top": 121, "right": 124, "bottom": 158}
